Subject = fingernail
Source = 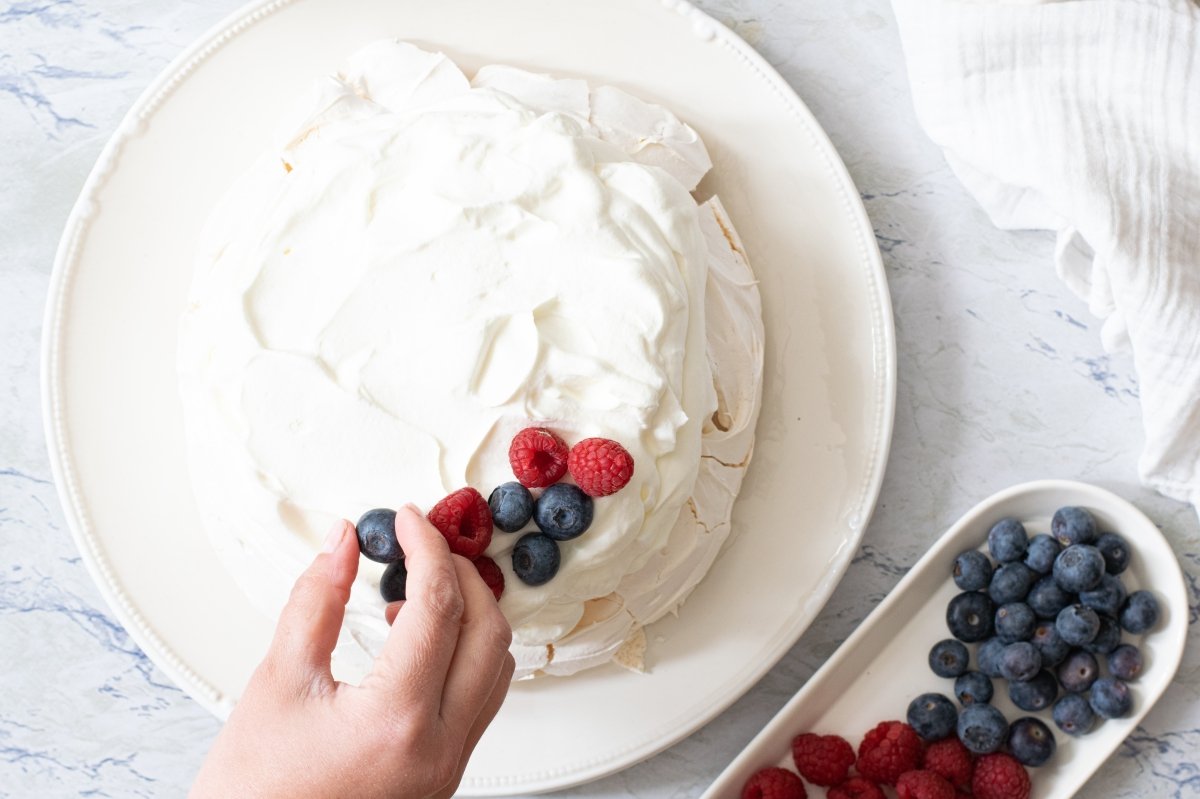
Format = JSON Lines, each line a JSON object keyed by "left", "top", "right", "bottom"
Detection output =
{"left": 322, "top": 521, "right": 347, "bottom": 553}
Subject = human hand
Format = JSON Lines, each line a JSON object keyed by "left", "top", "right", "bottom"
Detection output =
{"left": 191, "top": 505, "right": 515, "bottom": 798}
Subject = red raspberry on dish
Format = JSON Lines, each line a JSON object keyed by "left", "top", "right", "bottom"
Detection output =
{"left": 741, "top": 767, "right": 806, "bottom": 799}
{"left": 857, "top": 721, "right": 923, "bottom": 785}
{"left": 896, "top": 770, "right": 955, "bottom": 799}
{"left": 791, "top": 733, "right": 855, "bottom": 786}
{"left": 827, "top": 777, "right": 886, "bottom": 799}
{"left": 921, "top": 737, "right": 974, "bottom": 788}
{"left": 972, "top": 753, "right": 1030, "bottom": 799}
{"left": 427, "top": 488, "right": 493, "bottom": 559}
{"left": 566, "top": 437, "right": 634, "bottom": 497}
{"left": 473, "top": 556, "right": 504, "bottom": 601}
{"left": 508, "top": 427, "right": 570, "bottom": 488}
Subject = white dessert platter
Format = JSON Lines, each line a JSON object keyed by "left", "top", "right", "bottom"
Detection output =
{"left": 703, "top": 480, "right": 1189, "bottom": 799}
{"left": 42, "top": 0, "right": 895, "bottom": 793}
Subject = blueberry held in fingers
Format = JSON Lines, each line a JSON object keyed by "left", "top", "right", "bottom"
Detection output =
{"left": 356, "top": 508, "right": 403, "bottom": 563}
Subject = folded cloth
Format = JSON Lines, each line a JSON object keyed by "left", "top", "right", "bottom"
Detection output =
{"left": 891, "top": 0, "right": 1200, "bottom": 509}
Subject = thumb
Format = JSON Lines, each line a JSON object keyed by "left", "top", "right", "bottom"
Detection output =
{"left": 264, "top": 519, "right": 359, "bottom": 696}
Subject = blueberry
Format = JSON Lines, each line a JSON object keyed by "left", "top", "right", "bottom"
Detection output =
{"left": 1008, "top": 717, "right": 1056, "bottom": 767}
{"left": 355, "top": 508, "right": 402, "bottom": 563}
{"left": 1027, "top": 575, "right": 1074, "bottom": 619}
{"left": 379, "top": 559, "right": 408, "bottom": 602}
{"left": 488, "top": 482, "right": 534, "bottom": 533}
{"left": 1083, "top": 615, "right": 1121, "bottom": 655}
{"left": 1008, "top": 669, "right": 1058, "bottom": 712}
{"left": 1052, "top": 693, "right": 1096, "bottom": 737}
{"left": 995, "top": 602, "right": 1037, "bottom": 643}
{"left": 947, "top": 592, "right": 996, "bottom": 642}
{"left": 1120, "top": 590, "right": 1160, "bottom": 634}
{"left": 533, "top": 483, "right": 594, "bottom": 541}
{"left": 988, "top": 518, "right": 1028, "bottom": 563}
{"left": 1108, "top": 644, "right": 1144, "bottom": 681}
{"left": 955, "top": 671, "right": 994, "bottom": 705}
{"left": 1095, "top": 532, "right": 1131, "bottom": 575}
{"left": 1080, "top": 574, "right": 1126, "bottom": 618}
{"left": 957, "top": 704, "right": 1009, "bottom": 754}
{"left": 953, "top": 550, "right": 994, "bottom": 591}
{"left": 929, "top": 639, "right": 970, "bottom": 678}
{"left": 1024, "top": 534, "right": 1061, "bottom": 575}
{"left": 1090, "top": 677, "right": 1133, "bottom": 718}
{"left": 1056, "top": 604, "right": 1101, "bottom": 646}
{"left": 1053, "top": 545, "right": 1105, "bottom": 593}
{"left": 989, "top": 562, "right": 1036, "bottom": 605}
{"left": 511, "top": 532, "right": 561, "bottom": 586}
{"left": 907, "top": 692, "right": 958, "bottom": 741}
{"left": 1057, "top": 650, "right": 1099, "bottom": 693}
{"left": 978, "top": 637, "right": 1007, "bottom": 678}
{"left": 1000, "top": 641, "right": 1042, "bottom": 682}
{"left": 1031, "top": 622, "right": 1070, "bottom": 667}
{"left": 1052, "top": 506, "right": 1098, "bottom": 546}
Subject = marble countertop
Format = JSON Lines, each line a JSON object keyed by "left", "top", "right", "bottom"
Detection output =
{"left": 3, "top": 0, "right": 1197, "bottom": 796}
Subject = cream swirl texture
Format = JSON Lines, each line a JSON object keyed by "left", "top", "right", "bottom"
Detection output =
{"left": 179, "top": 41, "right": 762, "bottom": 680}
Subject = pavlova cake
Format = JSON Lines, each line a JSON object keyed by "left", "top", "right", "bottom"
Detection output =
{"left": 178, "top": 40, "right": 763, "bottom": 679}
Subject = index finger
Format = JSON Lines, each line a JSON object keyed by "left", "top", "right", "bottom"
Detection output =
{"left": 366, "top": 504, "right": 464, "bottom": 706}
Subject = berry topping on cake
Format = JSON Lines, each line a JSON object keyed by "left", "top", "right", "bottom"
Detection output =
{"left": 828, "top": 777, "right": 886, "bottom": 799}
{"left": 488, "top": 482, "right": 535, "bottom": 533}
{"left": 896, "top": 770, "right": 955, "bottom": 799}
{"left": 791, "top": 732, "right": 855, "bottom": 786}
{"left": 379, "top": 559, "right": 408, "bottom": 603}
{"left": 355, "top": 508, "right": 402, "bottom": 563}
{"left": 567, "top": 437, "right": 635, "bottom": 497}
{"left": 857, "top": 721, "right": 923, "bottom": 785}
{"left": 533, "top": 483, "right": 594, "bottom": 541}
{"left": 512, "top": 532, "right": 561, "bottom": 586}
{"left": 741, "top": 767, "right": 807, "bottom": 799}
{"left": 427, "top": 487, "right": 493, "bottom": 559}
{"left": 474, "top": 556, "right": 505, "bottom": 601}
{"left": 971, "top": 753, "right": 1030, "bottom": 799}
{"left": 508, "top": 427, "right": 570, "bottom": 488}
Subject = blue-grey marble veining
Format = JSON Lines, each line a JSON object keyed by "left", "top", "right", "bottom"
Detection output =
{"left": 1, "top": 0, "right": 1197, "bottom": 797}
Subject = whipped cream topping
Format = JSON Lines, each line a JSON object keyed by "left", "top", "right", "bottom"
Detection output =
{"left": 178, "top": 41, "right": 762, "bottom": 680}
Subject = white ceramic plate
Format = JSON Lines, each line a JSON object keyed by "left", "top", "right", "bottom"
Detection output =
{"left": 42, "top": 0, "right": 895, "bottom": 793}
{"left": 702, "top": 480, "right": 1189, "bottom": 799}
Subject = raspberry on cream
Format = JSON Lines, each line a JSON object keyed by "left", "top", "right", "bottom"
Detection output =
{"left": 178, "top": 40, "right": 763, "bottom": 680}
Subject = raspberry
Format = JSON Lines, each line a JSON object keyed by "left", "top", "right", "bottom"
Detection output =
{"left": 827, "top": 777, "right": 886, "bottom": 799}
{"left": 857, "top": 721, "right": 923, "bottom": 785}
{"left": 896, "top": 770, "right": 955, "bottom": 799}
{"left": 473, "top": 556, "right": 504, "bottom": 601}
{"left": 567, "top": 437, "right": 634, "bottom": 497}
{"left": 741, "top": 767, "right": 806, "bottom": 799}
{"left": 791, "top": 733, "right": 855, "bottom": 786}
{"left": 509, "top": 427, "right": 569, "bottom": 488}
{"left": 972, "top": 753, "right": 1031, "bottom": 799}
{"left": 921, "top": 737, "right": 974, "bottom": 788}
{"left": 427, "top": 488, "right": 493, "bottom": 559}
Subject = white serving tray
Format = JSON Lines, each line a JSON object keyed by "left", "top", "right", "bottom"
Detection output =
{"left": 703, "top": 480, "right": 1188, "bottom": 798}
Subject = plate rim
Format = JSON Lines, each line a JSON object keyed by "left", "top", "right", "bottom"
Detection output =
{"left": 40, "top": 0, "right": 897, "bottom": 790}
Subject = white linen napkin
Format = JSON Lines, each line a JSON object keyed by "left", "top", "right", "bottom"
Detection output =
{"left": 890, "top": 0, "right": 1200, "bottom": 509}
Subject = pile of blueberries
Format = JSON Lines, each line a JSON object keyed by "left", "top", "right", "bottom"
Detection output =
{"left": 907, "top": 506, "right": 1160, "bottom": 768}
